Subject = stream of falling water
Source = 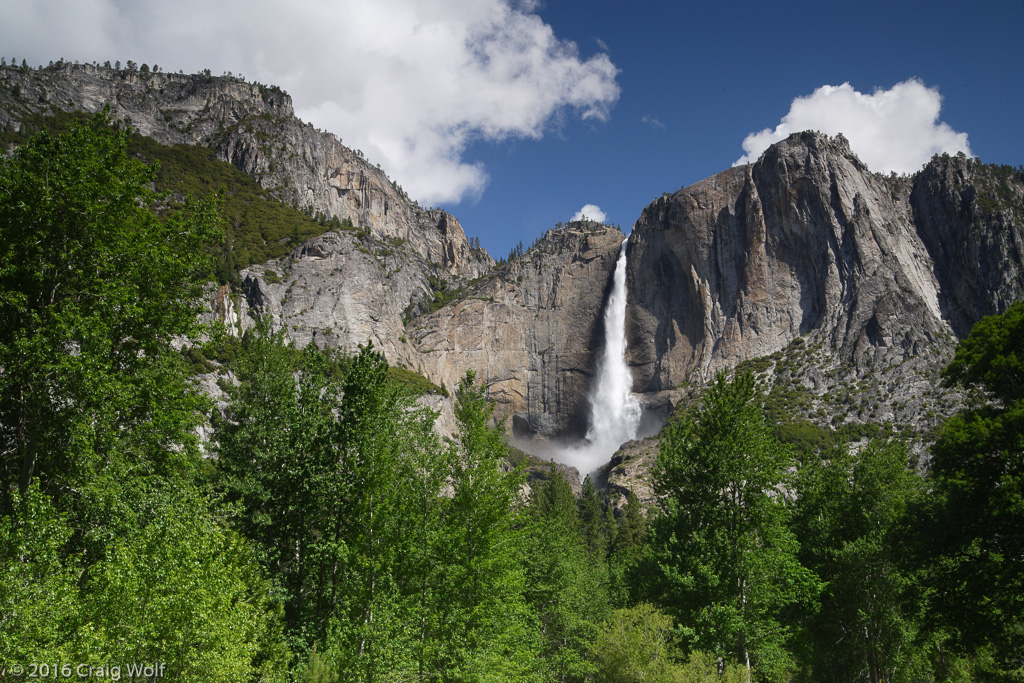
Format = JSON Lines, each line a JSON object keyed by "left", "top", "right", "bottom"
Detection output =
{"left": 556, "top": 238, "right": 642, "bottom": 477}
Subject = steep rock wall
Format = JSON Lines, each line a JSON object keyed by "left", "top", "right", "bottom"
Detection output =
{"left": 911, "top": 155, "right": 1024, "bottom": 336}
{"left": 627, "top": 132, "right": 968, "bottom": 392}
{"left": 411, "top": 223, "right": 624, "bottom": 437}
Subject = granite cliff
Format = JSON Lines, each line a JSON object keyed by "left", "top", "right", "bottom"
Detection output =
{"left": 0, "top": 61, "right": 500, "bottom": 415}
{"left": 627, "top": 132, "right": 1023, "bottom": 408}
{"left": 0, "top": 62, "right": 620, "bottom": 441}
{"left": 411, "top": 221, "right": 624, "bottom": 437}
{"left": 4, "top": 63, "right": 1024, "bottom": 494}
{"left": 0, "top": 61, "right": 488, "bottom": 278}
{"left": 601, "top": 132, "right": 1024, "bottom": 508}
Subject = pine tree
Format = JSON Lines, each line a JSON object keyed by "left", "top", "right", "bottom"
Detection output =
{"left": 578, "top": 475, "right": 610, "bottom": 556}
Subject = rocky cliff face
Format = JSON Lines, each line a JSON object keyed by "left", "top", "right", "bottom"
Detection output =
{"left": 911, "top": 155, "right": 1024, "bottom": 337}
{"left": 6, "top": 63, "right": 1024, "bottom": 486}
{"left": 628, "top": 132, "right": 957, "bottom": 390}
{"left": 411, "top": 222, "right": 624, "bottom": 437}
{"left": 0, "top": 62, "right": 630, "bottom": 444}
{"left": 612, "top": 132, "right": 1024, "bottom": 499}
{"left": 627, "top": 132, "right": 1024, "bottom": 389}
{"left": 0, "top": 62, "right": 491, "bottom": 281}
{"left": 0, "top": 61, "right": 496, "bottom": 392}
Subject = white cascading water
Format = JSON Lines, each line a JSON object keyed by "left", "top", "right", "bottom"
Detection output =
{"left": 558, "top": 239, "right": 642, "bottom": 476}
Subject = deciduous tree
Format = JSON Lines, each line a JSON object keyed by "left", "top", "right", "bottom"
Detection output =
{"left": 925, "top": 302, "right": 1024, "bottom": 673}
{"left": 0, "top": 112, "right": 219, "bottom": 527}
{"left": 794, "top": 440, "right": 930, "bottom": 682}
{"left": 645, "top": 373, "right": 818, "bottom": 680}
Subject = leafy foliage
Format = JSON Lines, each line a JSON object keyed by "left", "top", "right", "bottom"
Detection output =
{"left": 643, "top": 372, "right": 819, "bottom": 679}
{"left": 523, "top": 469, "right": 610, "bottom": 681}
{"left": 0, "top": 108, "right": 350, "bottom": 285}
{"left": 923, "top": 301, "right": 1024, "bottom": 675}
{"left": 793, "top": 440, "right": 932, "bottom": 681}
{"left": 0, "top": 112, "right": 286, "bottom": 680}
{"left": 591, "top": 603, "right": 681, "bottom": 683}
{"left": 0, "top": 110, "right": 217, "bottom": 517}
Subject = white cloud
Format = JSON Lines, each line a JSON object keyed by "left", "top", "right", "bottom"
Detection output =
{"left": 641, "top": 114, "right": 665, "bottom": 129}
{"left": 0, "top": 0, "right": 620, "bottom": 205}
{"left": 571, "top": 204, "right": 607, "bottom": 222}
{"left": 734, "top": 79, "right": 971, "bottom": 174}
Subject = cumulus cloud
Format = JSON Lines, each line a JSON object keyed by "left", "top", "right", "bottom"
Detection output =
{"left": 0, "top": 0, "right": 620, "bottom": 204}
{"left": 571, "top": 204, "right": 607, "bottom": 222}
{"left": 734, "top": 79, "right": 971, "bottom": 174}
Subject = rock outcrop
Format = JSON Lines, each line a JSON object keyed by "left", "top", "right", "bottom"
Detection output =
{"left": 911, "top": 155, "right": 1024, "bottom": 337}
{"left": 411, "top": 222, "right": 625, "bottom": 437}
{"left": 627, "top": 132, "right": 958, "bottom": 390}
{"left": 606, "top": 132, "right": 1024, "bottom": 500}
{"left": 0, "top": 61, "right": 494, "bottom": 384}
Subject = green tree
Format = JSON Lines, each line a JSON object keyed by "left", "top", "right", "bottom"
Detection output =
{"left": 924, "top": 302, "right": 1024, "bottom": 675}
{"left": 644, "top": 372, "right": 818, "bottom": 680}
{"left": 431, "top": 371, "right": 543, "bottom": 680}
{"left": 524, "top": 469, "right": 611, "bottom": 681}
{"left": 613, "top": 491, "right": 647, "bottom": 562}
{"left": 534, "top": 463, "right": 579, "bottom": 527}
{"left": 214, "top": 325, "right": 344, "bottom": 651}
{"left": 324, "top": 344, "right": 439, "bottom": 681}
{"left": 578, "top": 475, "right": 613, "bottom": 557}
{"left": 605, "top": 490, "right": 647, "bottom": 609}
{"left": 0, "top": 111, "right": 219, "bottom": 527}
{"left": 82, "top": 487, "right": 289, "bottom": 682}
{"left": 793, "top": 440, "right": 931, "bottom": 682}
{"left": 0, "top": 112, "right": 291, "bottom": 678}
{"left": 591, "top": 603, "right": 682, "bottom": 683}
{"left": 0, "top": 483, "right": 81, "bottom": 661}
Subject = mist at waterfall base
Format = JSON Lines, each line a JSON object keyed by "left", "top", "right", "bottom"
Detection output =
{"left": 513, "top": 240, "right": 662, "bottom": 479}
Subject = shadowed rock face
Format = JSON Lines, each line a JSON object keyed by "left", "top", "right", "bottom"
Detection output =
{"left": 911, "top": 155, "right": 1024, "bottom": 338}
{"left": 626, "top": 132, "right": 1024, "bottom": 394}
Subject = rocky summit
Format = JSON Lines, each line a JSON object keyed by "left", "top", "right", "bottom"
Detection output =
{"left": 3, "top": 64, "right": 1023, "bottom": 487}
{"left": 627, "top": 131, "right": 1023, "bottom": 390}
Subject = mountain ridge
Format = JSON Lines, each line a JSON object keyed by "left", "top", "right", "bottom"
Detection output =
{"left": 3, "top": 63, "right": 1023, "bottom": 477}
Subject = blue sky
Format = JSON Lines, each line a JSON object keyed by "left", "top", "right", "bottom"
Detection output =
{"left": 447, "top": 0, "right": 1024, "bottom": 258}
{"left": 2, "top": 0, "right": 1022, "bottom": 260}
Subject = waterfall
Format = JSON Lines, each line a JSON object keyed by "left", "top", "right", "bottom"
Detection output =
{"left": 556, "top": 238, "right": 642, "bottom": 476}
{"left": 585, "top": 239, "right": 642, "bottom": 450}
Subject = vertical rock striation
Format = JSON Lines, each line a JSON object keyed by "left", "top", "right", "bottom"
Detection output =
{"left": 411, "top": 222, "right": 624, "bottom": 437}
{"left": 627, "top": 132, "right": 1023, "bottom": 393}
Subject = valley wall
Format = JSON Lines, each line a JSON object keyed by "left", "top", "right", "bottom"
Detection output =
{"left": 4, "top": 64, "right": 1024, "bottom": 473}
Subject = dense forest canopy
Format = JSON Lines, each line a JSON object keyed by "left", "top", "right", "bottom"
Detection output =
{"left": 1, "top": 114, "right": 1022, "bottom": 681}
